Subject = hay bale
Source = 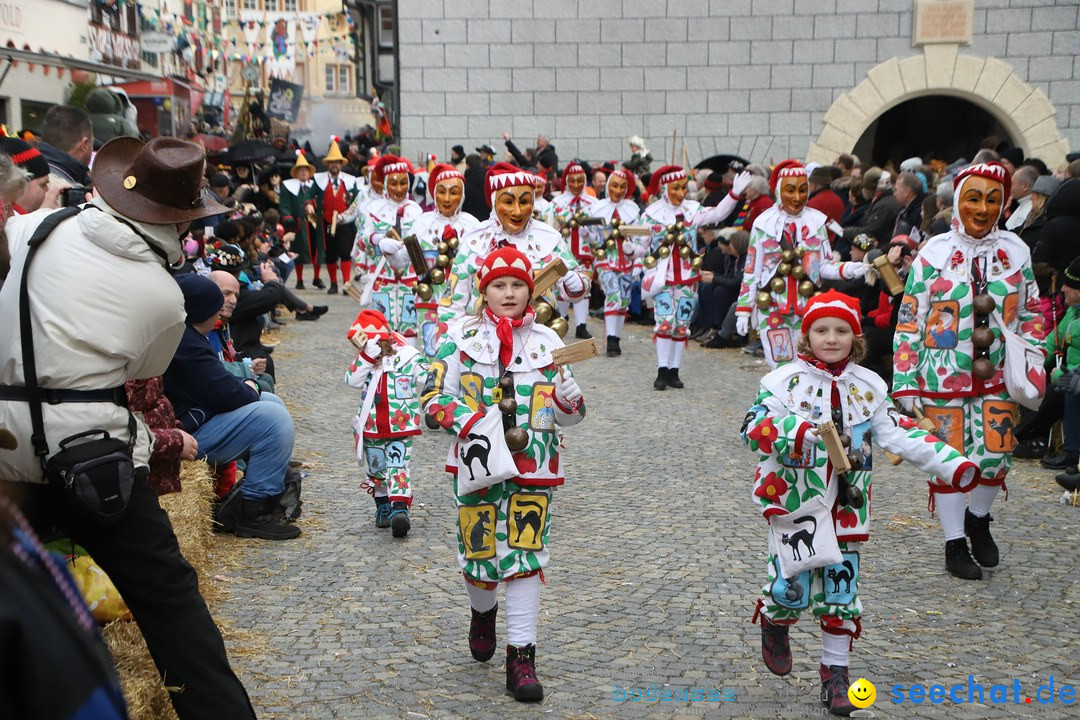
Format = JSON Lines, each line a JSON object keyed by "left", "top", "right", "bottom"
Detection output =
{"left": 104, "top": 461, "right": 224, "bottom": 720}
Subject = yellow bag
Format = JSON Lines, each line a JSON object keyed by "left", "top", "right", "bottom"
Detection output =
{"left": 68, "top": 555, "right": 132, "bottom": 624}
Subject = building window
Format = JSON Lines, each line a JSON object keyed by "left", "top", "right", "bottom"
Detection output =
{"left": 242, "top": 0, "right": 257, "bottom": 11}
{"left": 283, "top": 0, "right": 297, "bottom": 11}
{"left": 324, "top": 64, "right": 351, "bottom": 95}
{"left": 224, "top": 0, "right": 237, "bottom": 18}
{"left": 325, "top": 66, "right": 335, "bottom": 93}
{"left": 338, "top": 65, "right": 350, "bottom": 95}
{"left": 378, "top": 5, "right": 394, "bottom": 49}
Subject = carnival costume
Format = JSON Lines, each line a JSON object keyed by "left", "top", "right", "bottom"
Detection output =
{"left": 892, "top": 162, "right": 1045, "bottom": 580}
{"left": 549, "top": 162, "right": 596, "bottom": 338}
{"left": 279, "top": 150, "right": 325, "bottom": 289}
{"left": 314, "top": 137, "right": 361, "bottom": 294}
{"left": 744, "top": 290, "right": 977, "bottom": 715}
{"left": 423, "top": 246, "right": 586, "bottom": 703}
{"left": 735, "top": 160, "right": 868, "bottom": 369}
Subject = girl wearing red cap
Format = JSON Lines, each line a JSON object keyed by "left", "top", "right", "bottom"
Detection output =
{"left": 407, "top": 163, "right": 480, "bottom": 357}
{"left": 423, "top": 245, "right": 586, "bottom": 703}
{"left": 439, "top": 162, "right": 589, "bottom": 334}
{"left": 743, "top": 290, "right": 977, "bottom": 716}
{"left": 892, "top": 161, "right": 1046, "bottom": 580}
{"left": 345, "top": 309, "right": 428, "bottom": 537}
{"left": 735, "top": 159, "right": 869, "bottom": 369}
{"left": 586, "top": 167, "right": 646, "bottom": 357}
{"left": 353, "top": 156, "right": 424, "bottom": 339}
{"left": 640, "top": 164, "right": 750, "bottom": 389}
{"left": 549, "top": 162, "right": 597, "bottom": 339}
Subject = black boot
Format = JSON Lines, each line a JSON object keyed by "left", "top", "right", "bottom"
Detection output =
{"left": 760, "top": 616, "right": 792, "bottom": 676}
{"left": 964, "top": 509, "right": 999, "bottom": 567}
{"left": 945, "top": 538, "right": 982, "bottom": 580}
{"left": 1012, "top": 437, "right": 1047, "bottom": 460}
{"left": 234, "top": 498, "right": 302, "bottom": 540}
{"left": 665, "top": 368, "right": 684, "bottom": 389}
{"left": 1041, "top": 451, "right": 1077, "bottom": 470}
{"left": 295, "top": 280, "right": 305, "bottom": 290}
{"left": 819, "top": 664, "right": 856, "bottom": 716}
{"left": 312, "top": 277, "right": 326, "bottom": 289}
{"left": 212, "top": 481, "right": 245, "bottom": 534}
{"left": 654, "top": 367, "right": 667, "bottom": 391}
{"left": 575, "top": 323, "right": 592, "bottom": 339}
{"left": 327, "top": 283, "right": 339, "bottom": 295}
{"left": 1056, "top": 468, "right": 1080, "bottom": 491}
{"left": 606, "top": 335, "right": 621, "bottom": 357}
{"left": 506, "top": 644, "right": 544, "bottom": 702}
{"left": 469, "top": 604, "right": 498, "bottom": 662}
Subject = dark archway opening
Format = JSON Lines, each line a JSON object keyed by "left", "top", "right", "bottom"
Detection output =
{"left": 853, "top": 96, "right": 1015, "bottom": 169}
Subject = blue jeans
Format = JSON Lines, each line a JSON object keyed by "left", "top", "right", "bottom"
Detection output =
{"left": 194, "top": 395, "right": 294, "bottom": 500}
{"left": 1064, "top": 391, "right": 1080, "bottom": 455}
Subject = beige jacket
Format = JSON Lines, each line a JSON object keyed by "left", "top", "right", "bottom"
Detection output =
{"left": 0, "top": 199, "right": 185, "bottom": 483}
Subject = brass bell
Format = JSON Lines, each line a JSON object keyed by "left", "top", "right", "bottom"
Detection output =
{"left": 666, "top": 232, "right": 679, "bottom": 244}
{"left": 415, "top": 283, "right": 433, "bottom": 300}
{"left": 447, "top": 237, "right": 459, "bottom": 251}
{"left": 679, "top": 246, "right": 691, "bottom": 259}
{"left": 678, "top": 235, "right": 688, "bottom": 246}
{"left": 973, "top": 356, "right": 996, "bottom": 380}
{"left": 549, "top": 317, "right": 570, "bottom": 338}
{"left": 605, "top": 238, "right": 617, "bottom": 250}
{"left": 534, "top": 301, "right": 554, "bottom": 325}
{"left": 846, "top": 485, "right": 865, "bottom": 509}
{"left": 756, "top": 291, "right": 772, "bottom": 310}
{"left": 657, "top": 246, "right": 671, "bottom": 259}
{"left": 839, "top": 433, "right": 851, "bottom": 449}
{"left": 795, "top": 246, "right": 806, "bottom": 259}
{"left": 437, "top": 242, "right": 449, "bottom": 254}
{"left": 798, "top": 280, "right": 815, "bottom": 298}
{"left": 594, "top": 248, "right": 607, "bottom": 261}
{"left": 781, "top": 249, "right": 795, "bottom": 263}
{"left": 790, "top": 264, "right": 806, "bottom": 280}
{"left": 498, "top": 397, "right": 518, "bottom": 415}
{"left": 847, "top": 452, "right": 863, "bottom": 470}
{"left": 436, "top": 253, "right": 450, "bottom": 268}
{"left": 611, "top": 229, "right": 622, "bottom": 240}
{"left": 610, "top": 217, "right": 621, "bottom": 229}
{"left": 675, "top": 221, "right": 685, "bottom": 232}
{"left": 778, "top": 262, "right": 792, "bottom": 277}
{"left": 690, "top": 256, "right": 703, "bottom": 270}
{"left": 643, "top": 255, "right": 657, "bottom": 269}
{"left": 499, "top": 376, "right": 514, "bottom": 390}
{"left": 973, "top": 294, "right": 995, "bottom": 315}
{"left": 570, "top": 218, "right": 579, "bottom": 229}
{"left": 561, "top": 227, "right": 571, "bottom": 238}
{"left": 971, "top": 326, "right": 995, "bottom": 348}
{"left": 429, "top": 268, "right": 446, "bottom": 285}
{"left": 770, "top": 277, "right": 786, "bottom": 293}
{"left": 505, "top": 427, "right": 529, "bottom": 452}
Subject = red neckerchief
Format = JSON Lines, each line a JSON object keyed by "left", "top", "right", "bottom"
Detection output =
{"left": 797, "top": 352, "right": 850, "bottom": 377}
{"left": 442, "top": 223, "right": 458, "bottom": 242}
{"left": 484, "top": 306, "right": 535, "bottom": 369}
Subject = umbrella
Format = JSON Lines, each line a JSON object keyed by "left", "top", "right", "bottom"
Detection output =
{"left": 695, "top": 153, "right": 750, "bottom": 175}
{"left": 220, "top": 140, "right": 279, "bottom": 165}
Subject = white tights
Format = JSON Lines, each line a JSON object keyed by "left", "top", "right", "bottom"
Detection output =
{"left": 654, "top": 338, "right": 686, "bottom": 369}
{"left": 464, "top": 574, "right": 542, "bottom": 647}
{"left": 937, "top": 484, "right": 1001, "bottom": 541}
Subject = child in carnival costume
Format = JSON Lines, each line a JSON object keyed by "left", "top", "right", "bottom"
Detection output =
{"left": 439, "top": 162, "right": 589, "bottom": 334}
{"left": 743, "top": 290, "right": 979, "bottom": 716}
{"left": 892, "top": 162, "right": 1046, "bottom": 580}
{"left": 422, "top": 246, "right": 586, "bottom": 702}
{"left": 549, "top": 162, "right": 597, "bottom": 339}
{"left": 585, "top": 167, "right": 646, "bottom": 357}
{"left": 640, "top": 165, "right": 751, "bottom": 389}
{"left": 355, "top": 155, "right": 424, "bottom": 339}
{"left": 346, "top": 309, "right": 428, "bottom": 538}
{"left": 407, "top": 163, "right": 480, "bottom": 358}
{"left": 278, "top": 149, "right": 325, "bottom": 290}
{"left": 736, "top": 160, "right": 869, "bottom": 369}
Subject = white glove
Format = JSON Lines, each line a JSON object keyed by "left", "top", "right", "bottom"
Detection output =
{"left": 736, "top": 314, "right": 750, "bottom": 337}
{"left": 844, "top": 261, "right": 870, "bottom": 279}
{"left": 561, "top": 272, "right": 587, "bottom": 297}
{"left": 732, "top": 171, "right": 752, "bottom": 197}
{"left": 379, "top": 236, "right": 404, "bottom": 256}
{"left": 632, "top": 267, "right": 644, "bottom": 280}
{"left": 362, "top": 337, "right": 382, "bottom": 359}
{"left": 555, "top": 374, "right": 582, "bottom": 405}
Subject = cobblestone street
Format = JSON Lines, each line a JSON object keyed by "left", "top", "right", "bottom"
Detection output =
{"left": 218, "top": 293, "right": 1079, "bottom": 720}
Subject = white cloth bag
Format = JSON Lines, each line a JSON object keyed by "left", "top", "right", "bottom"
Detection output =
{"left": 767, "top": 474, "right": 842, "bottom": 579}
{"left": 455, "top": 406, "right": 518, "bottom": 495}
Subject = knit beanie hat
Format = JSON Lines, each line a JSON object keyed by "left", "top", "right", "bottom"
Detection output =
{"left": 348, "top": 309, "right": 392, "bottom": 340}
{"left": 176, "top": 272, "right": 225, "bottom": 324}
{"left": 801, "top": 289, "right": 862, "bottom": 336}
{"left": 477, "top": 245, "right": 534, "bottom": 293}
{"left": 1064, "top": 257, "right": 1080, "bottom": 290}
{"left": 0, "top": 137, "right": 49, "bottom": 180}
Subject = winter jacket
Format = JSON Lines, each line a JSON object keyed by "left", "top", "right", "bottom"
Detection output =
{"left": 1044, "top": 304, "right": 1080, "bottom": 379}
{"left": 124, "top": 378, "right": 186, "bottom": 495}
{"left": 842, "top": 191, "right": 899, "bottom": 246}
{"left": 36, "top": 141, "right": 92, "bottom": 188}
{"left": 0, "top": 200, "right": 186, "bottom": 484}
{"left": 162, "top": 325, "right": 259, "bottom": 433}
{"left": 1032, "top": 179, "right": 1080, "bottom": 280}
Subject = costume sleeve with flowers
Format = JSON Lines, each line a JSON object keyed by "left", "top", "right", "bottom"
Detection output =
{"left": 868, "top": 401, "right": 978, "bottom": 489}
{"left": 735, "top": 224, "right": 767, "bottom": 316}
{"left": 439, "top": 238, "right": 483, "bottom": 329}
{"left": 421, "top": 335, "right": 486, "bottom": 438}
{"left": 891, "top": 254, "right": 932, "bottom": 400}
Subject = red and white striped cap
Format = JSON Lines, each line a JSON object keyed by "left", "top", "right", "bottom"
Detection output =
{"left": 373, "top": 155, "right": 412, "bottom": 183}
{"left": 800, "top": 289, "right": 862, "bottom": 336}
{"left": 954, "top": 161, "right": 1011, "bottom": 200}
{"left": 769, "top": 159, "right": 807, "bottom": 195}
{"left": 485, "top": 161, "right": 536, "bottom": 207}
{"left": 648, "top": 165, "right": 686, "bottom": 198}
{"left": 427, "top": 163, "right": 464, "bottom": 199}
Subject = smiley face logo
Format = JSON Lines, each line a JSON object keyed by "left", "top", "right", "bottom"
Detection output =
{"left": 848, "top": 678, "right": 876, "bottom": 708}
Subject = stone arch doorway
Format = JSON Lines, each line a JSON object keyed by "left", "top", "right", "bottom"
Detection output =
{"left": 806, "top": 46, "right": 1068, "bottom": 169}
{"left": 853, "top": 95, "right": 1015, "bottom": 168}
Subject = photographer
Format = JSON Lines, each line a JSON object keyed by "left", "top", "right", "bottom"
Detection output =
{"left": 0, "top": 137, "right": 256, "bottom": 719}
{"left": 37, "top": 105, "right": 94, "bottom": 208}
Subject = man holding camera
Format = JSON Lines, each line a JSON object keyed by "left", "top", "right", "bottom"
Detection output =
{"left": 0, "top": 137, "right": 257, "bottom": 719}
{"left": 37, "top": 105, "right": 94, "bottom": 208}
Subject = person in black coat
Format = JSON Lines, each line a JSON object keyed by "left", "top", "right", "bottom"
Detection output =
{"left": 842, "top": 168, "right": 900, "bottom": 246}
{"left": 1033, "top": 179, "right": 1080, "bottom": 289}
{"left": 462, "top": 154, "right": 490, "bottom": 221}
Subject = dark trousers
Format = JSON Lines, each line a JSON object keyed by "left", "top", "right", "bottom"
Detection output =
{"left": 1016, "top": 384, "right": 1064, "bottom": 443}
{"left": 18, "top": 479, "right": 256, "bottom": 720}
{"left": 324, "top": 223, "right": 356, "bottom": 264}
{"left": 1062, "top": 392, "right": 1080, "bottom": 455}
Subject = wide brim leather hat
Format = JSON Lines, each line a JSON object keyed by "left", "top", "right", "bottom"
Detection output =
{"left": 93, "top": 136, "right": 228, "bottom": 224}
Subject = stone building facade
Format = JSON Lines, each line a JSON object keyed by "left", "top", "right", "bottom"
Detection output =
{"left": 395, "top": 0, "right": 1079, "bottom": 169}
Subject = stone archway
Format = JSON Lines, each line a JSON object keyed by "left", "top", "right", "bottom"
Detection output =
{"left": 806, "top": 45, "right": 1068, "bottom": 168}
